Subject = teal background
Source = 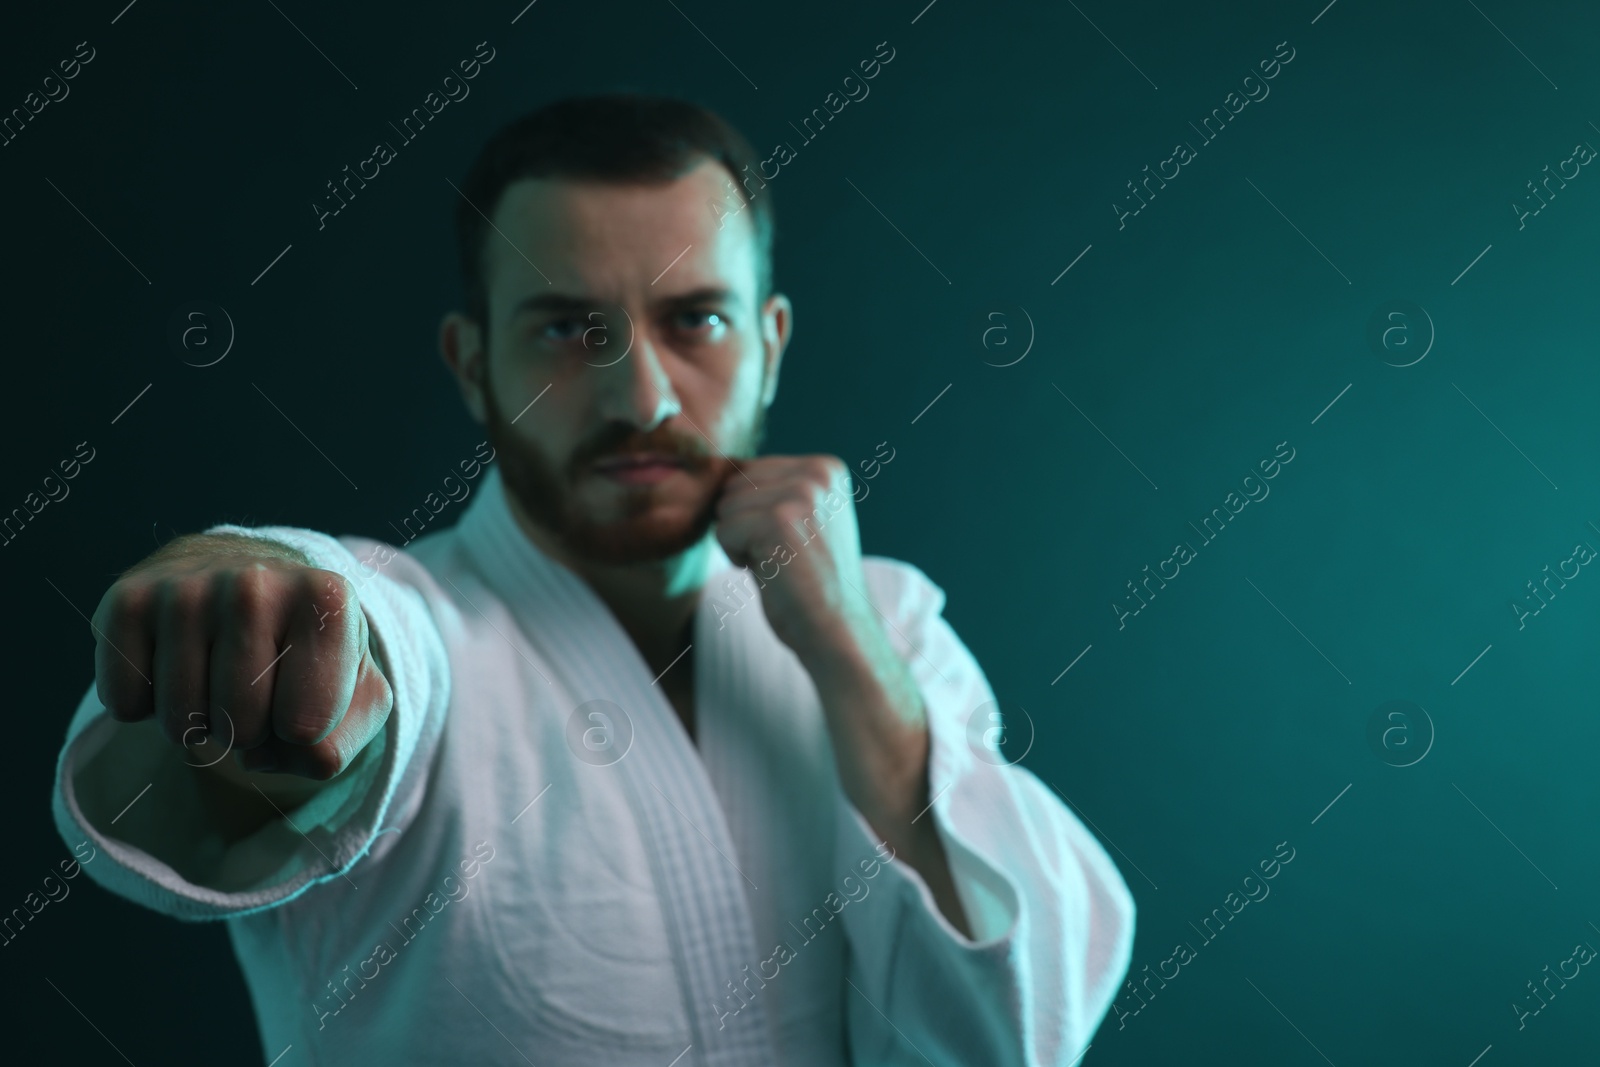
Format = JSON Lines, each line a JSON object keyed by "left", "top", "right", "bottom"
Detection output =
{"left": 2, "top": 0, "right": 1597, "bottom": 1062}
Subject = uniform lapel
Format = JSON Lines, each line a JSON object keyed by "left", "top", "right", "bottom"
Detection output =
{"left": 455, "top": 467, "right": 778, "bottom": 1066}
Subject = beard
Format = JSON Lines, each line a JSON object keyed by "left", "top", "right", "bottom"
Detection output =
{"left": 482, "top": 371, "right": 768, "bottom": 567}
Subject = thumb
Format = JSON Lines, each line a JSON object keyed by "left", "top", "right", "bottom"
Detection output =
{"left": 711, "top": 502, "right": 767, "bottom": 574}
{"left": 713, "top": 518, "right": 754, "bottom": 572}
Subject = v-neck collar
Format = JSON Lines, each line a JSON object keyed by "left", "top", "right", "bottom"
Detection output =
{"left": 457, "top": 464, "right": 735, "bottom": 647}
{"left": 452, "top": 464, "right": 779, "bottom": 1065}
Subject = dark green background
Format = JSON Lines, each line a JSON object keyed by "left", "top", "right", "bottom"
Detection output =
{"left": 3, "top": 0, "right": 1596, "bottom": 1063}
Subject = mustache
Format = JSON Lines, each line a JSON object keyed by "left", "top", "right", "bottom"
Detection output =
{"left": 572, "top": 423, "right": 715, "bottom": 471}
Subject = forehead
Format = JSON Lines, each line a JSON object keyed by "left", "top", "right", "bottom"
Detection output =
{"left": 482, "top": 158, "right": 758, "bottom": 306}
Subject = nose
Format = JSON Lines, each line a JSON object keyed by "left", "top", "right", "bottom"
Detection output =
{"left": 593, "top": 321, "right": 681, "bottom": 432}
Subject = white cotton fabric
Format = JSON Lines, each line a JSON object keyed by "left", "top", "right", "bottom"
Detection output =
{"left": 51, "top": 464, "right": 1135, "bottom": 1066}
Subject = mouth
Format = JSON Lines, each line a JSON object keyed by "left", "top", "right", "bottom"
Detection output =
{"left": 591, "top": 454, "right": 688, "bottom": 485}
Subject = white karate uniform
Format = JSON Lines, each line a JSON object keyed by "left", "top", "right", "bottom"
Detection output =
{"left": 51, "top": 465, "right": 1135, "bottom": 1066}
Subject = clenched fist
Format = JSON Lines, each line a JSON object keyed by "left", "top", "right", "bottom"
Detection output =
{"left": 90, "top": 533, "right": 393, "bottom": 781}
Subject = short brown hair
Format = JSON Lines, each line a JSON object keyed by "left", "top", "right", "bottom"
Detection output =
{"left": 453, "top": 93, "right": 775, "bottom": 332}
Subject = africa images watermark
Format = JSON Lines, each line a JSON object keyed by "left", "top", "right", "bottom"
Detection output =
{"left": 0, "top": 840, "right": 98, "bottom": 949}
{"left": 384, "top": 440, "right": 498, "bottom": 549}
{"left": 1113, "top": 40, "right": 1297, "bottom": 231}
{"left": 0, "top": 39, "right": 97, "bottom": 149}
{"left": 711, "top": 840, "right": 897, "bottom": 1032}
{"left": 707, "top": 39, "right": 897, "bottom": 232}
{"left": 1509, "top": 532, "right": 1595, "bottom": 631}
{"left": 1112, "top": 440, "right": 1296, "bottom": 630}
{"left": 312, "top": 839, "right": 497, "bottom": 1029}
{"left": 1511, "top": 135, "right": 1596, "bottom": 230}
{"left": 0, "top": 440, "right": 97, "bottom": 549}
{"left": 313, "top": 41, "right": 497, "bottom": 231}
{"left": 1110, "top": 839, "right": 1297, "bottom": 1030}
{"left": 306, "top": 440, "right": 499, "bottom": 633}
{"left": 1511, "top": 930, "right": 1598, "bottom": 1031}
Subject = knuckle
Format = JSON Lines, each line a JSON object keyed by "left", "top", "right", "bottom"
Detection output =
{"left": 102, "top": 582, "right": 151, "bottom": 634}
{"left": 302, "top": 570, "right": 362, "bottom": 644}
{"left": 226, "top": 566, "right": 273, "bottom": 622}
{"left": 299, "top": 744, "right": 346, "bottom": 782}
{"left": 278, "top": 709, "right": 332, "bottom": 747}
{"left": 374, "top": 667, "right": 394, "bottom": 716}
{"left": 359, "top": 673, "right": 395, "bottom": 727}
{"left": 304, "top": 568, "right": 353, "bottom": 611}
{"left": 155, "top": 575, "right": 211, "bottom": 627}
{"left": 814, "top": 455, "right": 845, "bottom": 482}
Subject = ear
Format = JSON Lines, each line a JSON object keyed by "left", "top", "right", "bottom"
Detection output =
{"left": 758, "top": 292, "right": 792, "bottom": 410}
{"left": 439, "top": 310, "right": 488, "bottom": 424}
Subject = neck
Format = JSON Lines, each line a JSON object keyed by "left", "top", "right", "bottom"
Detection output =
{"left": 502, "top": 493, "right": 712, "bottom": 674}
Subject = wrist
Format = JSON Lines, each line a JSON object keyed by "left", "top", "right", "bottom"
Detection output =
{"left": 789, "top": 598, "right": 888, "bottom": 680}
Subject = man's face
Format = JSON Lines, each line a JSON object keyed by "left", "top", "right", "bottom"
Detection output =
{"left": 448, "top": 159, "right": 790, "bottom": 567}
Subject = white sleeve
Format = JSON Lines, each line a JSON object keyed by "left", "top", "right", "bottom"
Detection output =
{"left": 49, "top": 524, "right": 451, "bottom": 922}
{"left": 834, "top": 558, "right": 1137, "bottom": 1066}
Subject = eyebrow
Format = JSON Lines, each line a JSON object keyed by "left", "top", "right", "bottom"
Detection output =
{"left": 510, "top": 286, "right": 739, "bottom": 318}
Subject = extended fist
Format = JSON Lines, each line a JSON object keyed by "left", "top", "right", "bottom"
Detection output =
{"left": 90, "top": 536, "right": 393, "bottom": 780}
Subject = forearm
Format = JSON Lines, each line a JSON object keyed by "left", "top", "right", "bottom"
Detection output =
{"left": 73, "top": 718, "right": 331, "bottom": 887}
{"left": 801, "top": 629, "right": 974, "bottom": 940}
{"left": 137, "top": 530, "right": 318, "bottom": 573}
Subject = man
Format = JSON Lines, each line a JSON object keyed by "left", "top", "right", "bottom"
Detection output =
{"left": 53, "top": 94, "right": 1135, "bottom": 1065}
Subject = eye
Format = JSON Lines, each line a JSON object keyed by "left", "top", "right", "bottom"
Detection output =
{"left": 539, "top": 316, "right": 587, "bottom": 344}
{"left": 675, "top": 309, "right": 726, "bottom": 337}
